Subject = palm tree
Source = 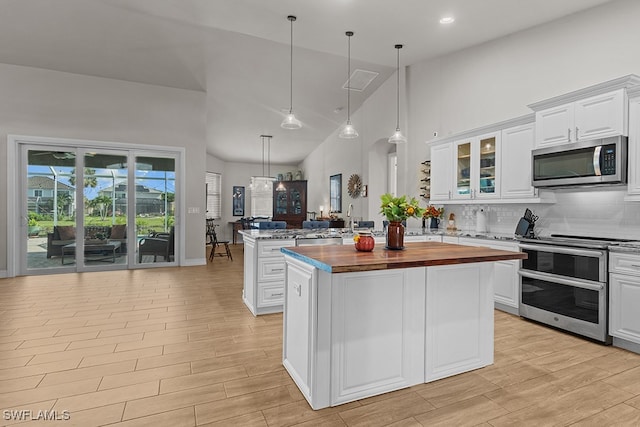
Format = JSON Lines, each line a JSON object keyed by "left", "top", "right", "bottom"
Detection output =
{"left": 68, "top": 168, "right": 98, "bottom": 189}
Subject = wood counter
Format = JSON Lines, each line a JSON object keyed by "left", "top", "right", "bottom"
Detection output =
{"left": 281, "top": 240, "right": 526, "bottom": 273}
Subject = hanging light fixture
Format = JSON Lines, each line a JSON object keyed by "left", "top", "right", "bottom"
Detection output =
{"left": 250, "top": 135, "right": 277, "bottom": 191}
{"left": 388, "top": 44, "right": 407, "bottom": 144}
{"left": 339, "top": 31, "right": 358, "bottom": 139}
{"left": 281, "top": 15, "right": 302, "bottom": 130}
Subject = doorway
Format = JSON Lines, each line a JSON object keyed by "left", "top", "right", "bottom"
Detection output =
{"left": 13, "top": 137, "right": 180, "bottom": 276}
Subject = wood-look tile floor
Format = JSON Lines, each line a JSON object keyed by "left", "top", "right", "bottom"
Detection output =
{"left": 2, "top": 245, "right": 640, "bottom": 426}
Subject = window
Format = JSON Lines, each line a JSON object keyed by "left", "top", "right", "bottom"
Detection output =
{"left": 206, "top": 172, "right": 222, "bottom": 219}
{"left": 34, "top": 189, "right": 43, "bottom": 197}
{"left": 250, "top": 177, "right": 273, "bottom": 218}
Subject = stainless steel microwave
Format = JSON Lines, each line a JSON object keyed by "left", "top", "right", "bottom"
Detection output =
{"left": 531, "top": 136, "right": 627, "bottom": 187}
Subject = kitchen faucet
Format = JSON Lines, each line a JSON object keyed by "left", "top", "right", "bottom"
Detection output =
{"left": 347, "top": 203, "right": 354, "bottom": 231}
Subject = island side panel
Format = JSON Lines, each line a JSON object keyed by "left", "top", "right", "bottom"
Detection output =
{"left": 425, "top": 263, "right": 494, "bottom": 382}
{"left": 242, "top": 236, "right": 257, "bottom": 316}
{"left": 282, "top": 255, "right": 332, "bottom": 410}
{"left": 330, "top": 268, "right": 426, "bottom": 406}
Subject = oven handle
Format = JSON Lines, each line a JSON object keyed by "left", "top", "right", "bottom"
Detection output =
{"left": 518, "top": 270, "right": 604, "bottom": 291}
{"left": 518, "top": 243, "right": 605, "bottom": 258}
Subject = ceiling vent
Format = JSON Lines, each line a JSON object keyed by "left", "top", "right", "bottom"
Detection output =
{"left": 342, "top": 69, "right": 379, "bottom": 92}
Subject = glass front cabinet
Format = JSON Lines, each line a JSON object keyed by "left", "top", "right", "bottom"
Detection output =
{"left": 272, "top": 180, "right": 307, "bottom": 228}
{"left": 452, "top": 132, "right": 501, "bottom": 200}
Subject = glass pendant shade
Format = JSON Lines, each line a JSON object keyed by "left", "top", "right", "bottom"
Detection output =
{"left": 339, "top": 31, "right": 358, "bottom": 139}
{"left": 281, "top": 112, "right": 302, "bottom": 129}
{"left": 388, "top": 128, "right": 407, "bottom": 144}
{"left": 282, "top": 15, "right": 302, "bottom": 130}
{"left": 389, "top": 44, "right": 407, "bottom": 144}
{"left": 339, "top": 121, "right": 359, "bottom": 139}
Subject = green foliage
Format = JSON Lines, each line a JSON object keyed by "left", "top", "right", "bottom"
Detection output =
{"left": 379, "top": 193, "right": 425, "bottom": 222}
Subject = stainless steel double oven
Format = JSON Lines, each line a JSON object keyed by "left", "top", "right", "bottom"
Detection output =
{"left": 518, "top": 235, "right": 624, "bottom": 344}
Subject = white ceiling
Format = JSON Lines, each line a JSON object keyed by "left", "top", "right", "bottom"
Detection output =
{"left": 0, "top": 0, "right": 616, "bottom": 164}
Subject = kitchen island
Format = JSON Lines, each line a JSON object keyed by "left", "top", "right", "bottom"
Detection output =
{"left": 281, "top": 241, "right": 526, "bottom": 409}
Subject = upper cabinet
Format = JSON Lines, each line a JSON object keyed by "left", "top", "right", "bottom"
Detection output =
{"left": 428, "top": 115, "right": 544, "bottom": 204}
{"left": 529, "top": 75, "right": 640, "bottom": 148}
{"left": 626, "top": 87, "right": 640, "bottom": 200}
{"left": 501, "top": 122, "right": 536, "bottom": 199}
{"left": 452, "top": 132, "right": 501, "bottom": 201}
{"left": 430, "top": 143, "right": 453, "bottom": 201}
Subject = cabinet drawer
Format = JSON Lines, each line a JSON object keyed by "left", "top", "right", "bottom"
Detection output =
{"left": 258, "top": 240, "right": 295, "bottom": 258}
{"left": 258, "top": 284, "right": 285, "bottom": 307}
{"left": 258, "top": 259, "right": 286, "bottom": 281}
{"left": 610, "top": 252, "right": 640, "bottom": 276}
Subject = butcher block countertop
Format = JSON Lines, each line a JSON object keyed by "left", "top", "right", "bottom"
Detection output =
{"left": 281, "top": 241, "right": 527, "bottom": 273}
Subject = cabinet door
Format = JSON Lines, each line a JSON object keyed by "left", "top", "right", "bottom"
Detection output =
{"left": 535, "top": 103, "right": 574, "bottom": 147}
{"left": 501, "top": 123, "right": 535, "bottom": 199}
{"left": 628, "top": 99, "right": 640, "bottom": 196}
{"left": 610, "top": 273, "right": 640, "bottom": 344}
{"left": 429, "top": 143, "right": 453, "bottom": 201}
{"left": 475, "top": 132, "right": 501, "bottom": 200}
{"left": 575, "top": 89, "right": 626, "bottom": 141}
{"left": 452, "top": 139, "right": 472, "bottom": 200}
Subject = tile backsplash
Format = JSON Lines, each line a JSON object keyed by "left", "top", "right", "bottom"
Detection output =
{"left": 441, "top": 187, "right": 640, "bottom": 240}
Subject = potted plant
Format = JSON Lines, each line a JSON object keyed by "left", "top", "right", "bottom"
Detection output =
{"left": 379, "top": 193, "right": 424, "bottom": 249}
{"left": 28, "top": 217, "right": 40, "bottom": 237}
{"left": 423, "top": 205, "right": 444, "bottom": 229}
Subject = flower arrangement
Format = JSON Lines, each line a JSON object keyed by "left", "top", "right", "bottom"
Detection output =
{"left": 380, "top": 193, "right": 425, "bottom": 222}
{"left": 423, "top": 205, "right": 444, "bottom": 219}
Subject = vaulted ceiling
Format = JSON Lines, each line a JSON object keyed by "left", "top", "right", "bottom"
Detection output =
{"left": 0, "top": 0, "right": 616, "bottom": 163}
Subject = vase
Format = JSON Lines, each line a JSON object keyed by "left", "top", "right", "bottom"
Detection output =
{"left": 386, "top": 221, "right": 404, "bottom": 250}
{"left": 354, "top": 231, "right": 375, "bottom": 252}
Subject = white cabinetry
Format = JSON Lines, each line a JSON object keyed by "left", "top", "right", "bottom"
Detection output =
{"left": 534, "top": 90, "right": 626, "bottom": 147}
{"left": 427, "top": 114, "right": 548, "bottom": 204}
{"left": 501, "top": 122, "right": 536, "bottom": 199}
{"left": 430, "top": 143, "right": 453, "bottom": 201}
{"left": 452, "top": 132, "right": 501, "bottom": 201}
{"left": 609, "top": 251, "right": 640, "bottom": 348}
{"left": 626, "top": 91, "right": 640, "bottom": 199}
{"left": 458, "top": 237, "right": 520, "bottom": 314}
{"left": 243, "top": 236, "right": 295, "bottom": 316}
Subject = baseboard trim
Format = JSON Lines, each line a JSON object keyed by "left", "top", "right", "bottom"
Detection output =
{"left": 183, "top": 258, "right": 207, "bottom": 266}
{"left": 0, "top": 269, "right": 8, "bottom": 279}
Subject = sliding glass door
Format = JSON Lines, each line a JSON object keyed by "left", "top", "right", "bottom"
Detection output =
{"left": 21, "top": 143, "right": 179, "bottom": 275}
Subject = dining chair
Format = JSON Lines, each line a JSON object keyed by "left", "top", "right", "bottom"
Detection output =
{"left": 302, "top": 220, "right": 330, "bottom": 229}
{"left": 207, "top": 220, "right": 232, "bottom": 262}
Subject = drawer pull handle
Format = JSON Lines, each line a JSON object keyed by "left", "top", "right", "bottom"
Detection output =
{"left": 271, "top": 292, "right": 284, "bottom": 297}
{"left": 271, "top": 268, "right": 284, "bottom": 272}
{"left": 631, "top": 264, "right": 640, "bottom": 268}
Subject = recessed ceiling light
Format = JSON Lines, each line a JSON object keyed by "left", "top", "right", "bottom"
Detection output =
{"left": 439, "top": 16, "right": 455, "bottom": 24}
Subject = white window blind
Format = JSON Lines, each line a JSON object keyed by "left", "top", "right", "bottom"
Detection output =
{"left": 250, "top": 177, "right": 273, "bottom": 218}
{"left": 206, "top": 172, "right": 222, "bottom": 219}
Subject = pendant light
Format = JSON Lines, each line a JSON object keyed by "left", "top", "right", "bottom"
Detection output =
{"left": 281, "top": 15, "right": 302, "bottom": 130}
{"left": 388, "top": 44, "right": 407, "bottom": 144}
{"left": 339, "top": 31, "right": 358, "bottom": 139}
{"left": 250, "top": 135, "right": 276, "bottom": 191}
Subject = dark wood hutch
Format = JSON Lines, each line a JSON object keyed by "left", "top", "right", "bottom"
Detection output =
{"left": 272, "top": 180, "right": 307, "bottom": 228}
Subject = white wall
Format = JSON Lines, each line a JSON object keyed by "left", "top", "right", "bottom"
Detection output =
{"left": 300, "top": 0, "right": 640, "bottom": 237}
{"left": 300, "top": 64, "right": 410, "bottom": 230}
{"left": 0, "top": 63, "right": 206, "bottom": 271}
{"left": 205, "top": 155, "right": 297, "bottom": 241}
{"left": 404, "top": 0, "right": 640, "bottom": 239}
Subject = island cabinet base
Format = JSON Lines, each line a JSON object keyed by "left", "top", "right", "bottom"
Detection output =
{"left": 282, "top": 256, "right": 494, "bottom": 410}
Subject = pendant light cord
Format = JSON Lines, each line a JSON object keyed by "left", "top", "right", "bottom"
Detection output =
{"left": 395, "top": 44, "right": 402, "bottom": 131}
{"left": 346, "top": 31, "right": 353, "bottom": 123}
{"left": 288, "top": 16, "right": 295, "bottom": 114}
